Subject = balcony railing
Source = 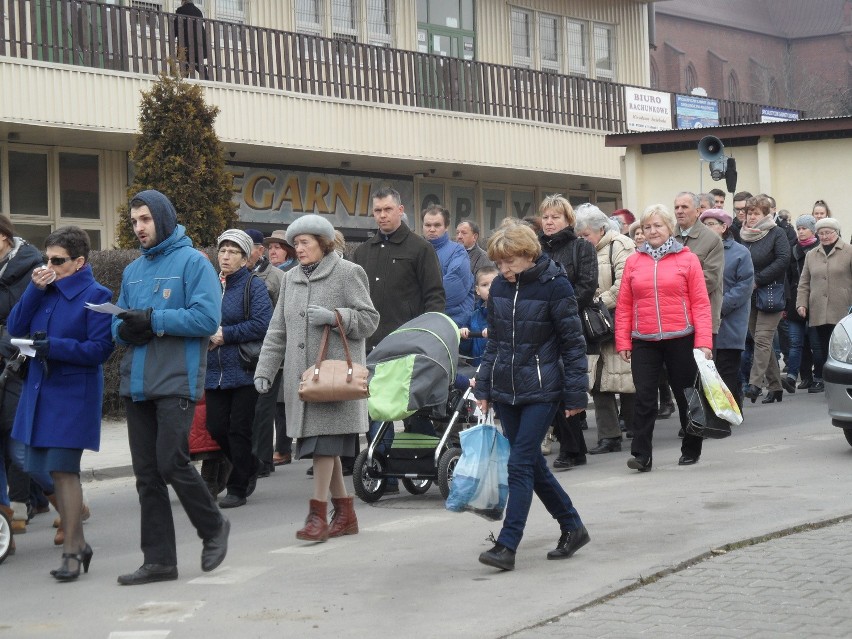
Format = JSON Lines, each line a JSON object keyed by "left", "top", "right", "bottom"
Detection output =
{"left": 0, "top": 0, "right": 796, "bottom": 133}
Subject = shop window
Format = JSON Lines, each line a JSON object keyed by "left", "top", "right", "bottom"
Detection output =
{"left": 9, "top": 151, "right": 49, "bottom": 217}
{"left": 59, "top": 153, "right": 100, "bottom": 220}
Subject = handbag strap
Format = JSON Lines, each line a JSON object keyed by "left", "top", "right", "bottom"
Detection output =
{"left": 242, "top": 273, "right": 256, "bottom": 321}
{"left": 311, "top": 310, "right": 355, "bottom": 383}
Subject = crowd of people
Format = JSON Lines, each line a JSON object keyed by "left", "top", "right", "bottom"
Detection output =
{"left": 0, "top": 184, "right": 845, "bottom": 578}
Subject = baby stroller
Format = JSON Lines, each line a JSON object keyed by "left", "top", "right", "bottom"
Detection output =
{"left": 353, "top": 312, "right": 477, "bottom": 503}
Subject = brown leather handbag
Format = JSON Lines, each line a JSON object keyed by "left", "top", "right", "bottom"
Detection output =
{"left": 298, "top": 310, "right": 370, "bottom": 403}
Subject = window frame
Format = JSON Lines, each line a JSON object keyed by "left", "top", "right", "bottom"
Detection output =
{"left": 294, "top": 0, "right": 395, "bottom": 46}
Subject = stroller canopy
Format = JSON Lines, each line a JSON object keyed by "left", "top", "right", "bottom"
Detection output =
{"left": 366, "top": 312, "right": 460, "bottom": 422}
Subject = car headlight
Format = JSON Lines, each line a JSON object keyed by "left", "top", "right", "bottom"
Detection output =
{"left": 829, "top": 323, "right": 852, "bottom": 364}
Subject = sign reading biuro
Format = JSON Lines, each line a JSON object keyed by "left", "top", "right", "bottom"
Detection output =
{"left": 228, "top": 165, "right": 413, "bottom": 230}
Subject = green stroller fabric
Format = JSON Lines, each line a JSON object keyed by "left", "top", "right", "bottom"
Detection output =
{"left": 366, "top": 312, "right": 459, "bottom": 422}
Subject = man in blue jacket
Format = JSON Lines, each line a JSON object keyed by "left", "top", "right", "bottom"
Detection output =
{"left": 421, "top": 204, "right": 473, "bottom": 328}
{"left": 113, "top": 190, "right": 229, "bottom": 585}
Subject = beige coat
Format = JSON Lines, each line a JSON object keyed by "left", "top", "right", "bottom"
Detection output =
{"left": 255, "top": 252, "right": 379, "bottom": 439}
{"left": 677, "top": 222, "right": 724, "bottom": 333}
{"left": 588, "top": 230, "right": 636, "bottom": 394}
{"left": 796, "top": 238, "right": 852, "bottom": 327}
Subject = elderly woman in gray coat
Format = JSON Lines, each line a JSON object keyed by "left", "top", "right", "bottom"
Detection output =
{"left": 254, "top": 215, "right": 378, "bottom": 543}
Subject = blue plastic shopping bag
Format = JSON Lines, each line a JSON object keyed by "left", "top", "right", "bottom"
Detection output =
{"left": 445, "top": 424, "right": 509, "bottom": 521}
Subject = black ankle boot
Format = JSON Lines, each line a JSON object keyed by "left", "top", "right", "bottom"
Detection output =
{"left": 588, "top": 438, "right": 622, "bottom": 455}
{"left": 479, "top": 543, "right": 516, "bottom": 571}
{"left": 761, "top": 390, "right": 783, "bottom": 404}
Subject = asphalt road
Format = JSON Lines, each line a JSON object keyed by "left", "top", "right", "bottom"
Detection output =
{"left": 1, "top": 391, "right": 849, "bottom": 638}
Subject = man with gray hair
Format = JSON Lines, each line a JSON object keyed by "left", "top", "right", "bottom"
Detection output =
{"left": 674, "top": 191, "right": 724, "bottom": 335}
{"left": 456, "top": 218, "right": 493, "bottom": 276}
{"left": 697, "top": 193, "right": 714, "bottom": 212}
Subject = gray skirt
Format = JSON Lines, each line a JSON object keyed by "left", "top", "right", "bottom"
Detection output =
{"left": 296, "top": 434, "right": 359, "bottom": 460}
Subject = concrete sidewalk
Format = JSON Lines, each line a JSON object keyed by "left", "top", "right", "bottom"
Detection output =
{"left": 80, "top": 419, "right": 135, "bottom": 482}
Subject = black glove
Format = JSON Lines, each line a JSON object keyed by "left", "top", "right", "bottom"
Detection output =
{"left": 32, "top": 339, "right": 50, "bottom": 359}
{"left": 117, "top": 308, "right": 154, "bottom": 346}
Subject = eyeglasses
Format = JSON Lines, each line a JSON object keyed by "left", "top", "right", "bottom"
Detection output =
{"left": 817, "top": 229, "right": 837, "bottom": 237}
{"left": 217, "top": 248, "right": 244, "bottom": 256}
{"left": 43, "top": 255, "right": 73, "bottom": 266}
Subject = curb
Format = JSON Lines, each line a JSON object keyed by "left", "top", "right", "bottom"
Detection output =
{"left": 81, "top": 465, "right": 136, "bottom": 483}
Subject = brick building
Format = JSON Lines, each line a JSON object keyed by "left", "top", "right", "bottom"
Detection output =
{"left": 651, "top": 0, "right": 852, "bottom": 116}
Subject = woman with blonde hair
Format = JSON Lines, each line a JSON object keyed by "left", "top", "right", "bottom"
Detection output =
{"left": 538, "top": 195, "right": 598, "bottom": 470}
{"left": 474, "top": 221, "right": 589, "bottom": 570}
{"left": 615, "top": 204, "right": 713, "bottom": 471}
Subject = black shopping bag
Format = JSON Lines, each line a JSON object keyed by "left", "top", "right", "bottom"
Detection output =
{"left": 684, "top": 378, "right": 732, "bottom": 439}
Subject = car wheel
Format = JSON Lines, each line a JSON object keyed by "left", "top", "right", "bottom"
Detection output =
{"left": 844, "top": 429, "right": 852, "bottom": 448}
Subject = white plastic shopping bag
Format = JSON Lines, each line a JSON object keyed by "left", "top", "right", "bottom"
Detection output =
{"left": 692, "top": 349, "right": 743, "bottom": 426}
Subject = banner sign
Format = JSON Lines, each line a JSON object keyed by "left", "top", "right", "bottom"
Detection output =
{"left": 760, "top": 107, "right": 799, "bottom": 122}
{"left": 675, "top": 95, "right": 720, "bottom": 129}
{"left": 625, "top": 87, "right": 672, "bottom": 132}
{"left": 228, "top": 164, "right": 413, "bottom": 230}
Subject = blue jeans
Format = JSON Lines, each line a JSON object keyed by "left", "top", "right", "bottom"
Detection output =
{"left": 493, "top": 401, "right": 583, "bottom": 552}
{"left": 786, "top": 320, "right": 807, "bottom": 379}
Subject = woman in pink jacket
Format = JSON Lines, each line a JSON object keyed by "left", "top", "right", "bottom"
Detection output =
{"left": 615, "top": 204, "right": 713, "bottom": 472}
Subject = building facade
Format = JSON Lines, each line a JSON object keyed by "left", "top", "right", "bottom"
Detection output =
{"left": 0, "top": 0, "right": 784, "bottom": 248}
{"left": 651, "top": 0, "right": 852, "bottom": 117}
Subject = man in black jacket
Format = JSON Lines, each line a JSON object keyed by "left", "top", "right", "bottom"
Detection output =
{"left": 174, "top": 0, "right": 207, "bottom": 78}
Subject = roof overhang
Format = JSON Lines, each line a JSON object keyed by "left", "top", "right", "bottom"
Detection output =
{"left": 605, "top": 116, "right": 852, "bottom": 154}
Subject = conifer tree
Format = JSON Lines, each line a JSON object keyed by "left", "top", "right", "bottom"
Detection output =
{"left": 116, "top": 63, "right": 237, "bottom": 248}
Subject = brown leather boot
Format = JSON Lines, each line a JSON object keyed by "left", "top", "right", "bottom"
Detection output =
{"left": 296, "top": 499, "right": 329, "bottom": 542}
{"left": 328, "top": 496, "right": 359, "bottom": 538}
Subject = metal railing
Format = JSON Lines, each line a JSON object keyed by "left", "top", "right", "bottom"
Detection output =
{"left": 0, "top": 0, "right": 795, "bottom": 133}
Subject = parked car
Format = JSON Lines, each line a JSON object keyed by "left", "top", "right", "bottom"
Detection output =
{"left": 824, "top": 314, "right": 852, "bottom": 446}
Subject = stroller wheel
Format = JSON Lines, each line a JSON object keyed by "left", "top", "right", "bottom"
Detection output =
{"left": 353, "top": 449, "right": 387, "bottom": 503}
{"left": 437, "top": 447, "right": 462, "bottom": 500}
{"left": 401, "top": 478, "right": 432, "bottom": 495}
{"left": 0, "top": 509, "right": 12, "bottom": 565}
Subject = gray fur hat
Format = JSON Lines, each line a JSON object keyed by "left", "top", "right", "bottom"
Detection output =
{"left": 795, "top": 215, "right": 816, "bottom": 233}
{"left": 217, "top": 229, "right": 253, "bottom": 258}
{"left": 285, "top": 214, "right": 336, "bottom": 245}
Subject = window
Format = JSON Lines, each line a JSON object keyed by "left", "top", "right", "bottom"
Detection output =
{"left": 566, "top": 19, "right": 587, "bottom": 76}
{"left": 685, "top": 64, "right": 697, "bottom": 93}
{"left": 418, "top": 1, "right": 475, "bottom": 59}
{"left": 296, "top": 0, "right": 395, "bottom": 44}
{"left": 9, "top": 151, "right": 49, "bottom": 217}
{"left": 539, "top": 14, "right": 559, "bottom": 72}
{"left": 593, "top": 23, "right": 615, "bottom": 80}
{"left": 131, "top": 1, "right": 162, "bottom": 10}
{"left": 728, "top": 71, "right": 739, "bottom": 101}
{"left": 59, "top": 153, "right": 100, "bottom": 220}
{"left": 510, "top": 9, "right": 531, "bottom": 68}
{"left": 216, "top": 0, "right": 245, "bottom": 23}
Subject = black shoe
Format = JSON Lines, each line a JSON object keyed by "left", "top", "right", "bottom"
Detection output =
{"left": 627, "top": 456, "right": 652, "bottom": 472}
{"left": 808, "top": 381, "right": 825, "bottom": 393}
{"left": 743, "top": 384, "right": 762, "bottom": 403}
{"left": 625, "top": 430, "right": 634, "bottom": 439}
{"left": 479, "top": 543, "right": 516, "bottom": 571}
{"left": 761, "top": 390, "right": 783, "bottom": 404}
{"left": 678, "top": 455, "right": 699, "bottom": 466}
{"left": 52, "top": 544, "right": 93, "bottom": 581}
{"left": 658, "top": 402, "right": 675, "bottom": 419}
{"left": 218, "top": 494, "right": 246, "bottom": 509}
{"left": 201, "top": 517, "right": 230, "bottom": 572}
{"left": 118, "top": 563, "right": 178, "bottom": 586}
{"left": 781, "top": 376, "right": 797, "bottom": 394}
{"left": 553, "top": 453, "right": 575, "bottom": 471}
{"left": 588, "top": 438, "right": 622, "bottom": 455}
{"left": 797, "top": 379, "right": 813, "bottom": 390}
{"left": 306, "top": 466, "right": 314, "bottom": 477}
{"left": 546, "top": 525, "right": 590, "bottom": 560}
{"left": 342, "top": 465, "right": 354, "bottom": 477}
{"left": 246, "top": 474, "right": 258, "bottom": 497}
{"left": 678, "top": 427, "right": 685, "bottom": 438}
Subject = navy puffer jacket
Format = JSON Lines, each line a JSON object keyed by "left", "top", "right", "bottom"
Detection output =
{"left": 474, "top": 255, "right": 588, "bottom": 409}
{"left": 206, "top": 266, "right": 273, "bottom": 390}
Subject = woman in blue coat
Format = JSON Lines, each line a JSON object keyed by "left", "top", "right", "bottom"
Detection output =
{"left": 474, "top": 222, "right": 590, "bottom": 571}
{"left": 8, "top": 226, "right": 114, "bottom": 581}
{"left": 205, "top": 230, "right": 273, "bottom": 509}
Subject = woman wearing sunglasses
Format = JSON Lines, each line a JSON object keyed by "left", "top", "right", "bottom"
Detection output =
{"left": 7, "top": 226, "right": 114, "bottom": 580}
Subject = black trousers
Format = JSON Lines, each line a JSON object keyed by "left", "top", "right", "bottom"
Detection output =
{"left": 125, "top": 397, "right": 223, "bottom": 566}
{"left": 1, "top": 377, "right": 29, "bottom": 504}
{"left": 206, "top": 385, "right": 260, "bottom": 498}
{"left": 630, "top": 336, "right": 703, "bottom": 461}
{"left": 252, "top": 369, "right": 283, "bottom": 465}
{"left": 554, "top": 408, "right": 588, "bottom": 457}
{"left": 715, "top": 348, "right": 744, "bottom": 412}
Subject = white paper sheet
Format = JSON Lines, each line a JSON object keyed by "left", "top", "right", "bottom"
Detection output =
{"left": 84, "top": 302, "right": 126, "bottom": 315}
{"left": 10, "top": 338, "right": 36, "bottom": 358}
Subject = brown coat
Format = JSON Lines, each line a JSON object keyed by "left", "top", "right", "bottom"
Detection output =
{"left": 796, "top": 238, "right": 852, "bottom": 327}
{"left": 677, "top": 222, "right": 724, "bottom": 333}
